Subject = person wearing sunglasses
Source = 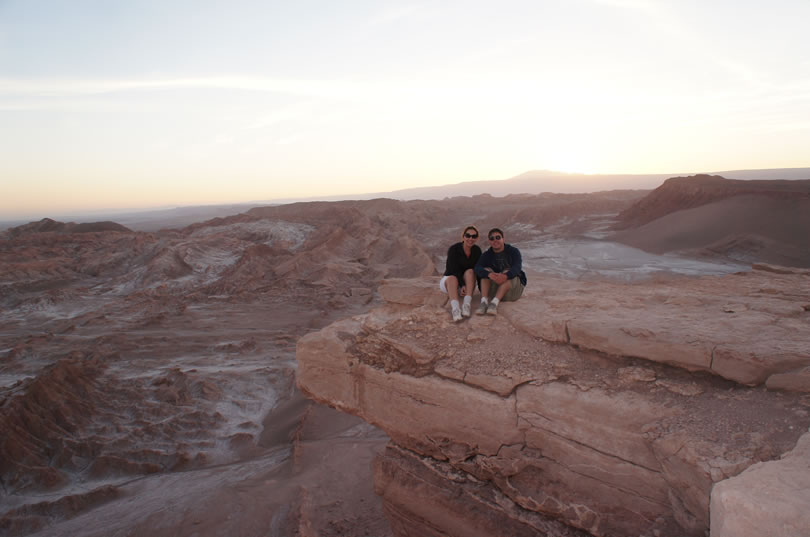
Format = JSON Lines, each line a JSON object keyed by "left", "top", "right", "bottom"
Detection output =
{"left": 474, "top": 228, "right": 527, "bottom": 315}
{"left": 439, "top": 225, "right": 482, "bottom": 321}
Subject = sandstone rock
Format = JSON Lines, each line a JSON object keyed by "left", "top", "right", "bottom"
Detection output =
{"left": 618, "top": 366, "right": 657, "bottom": 383}
{"left": 504, "top": 269, "right": 810, "bottom": 389}
{"left": 378, "top": 277, "right": 447, "bottom": 306}
{"left": 766, "top": 366, "right": 810, "bottom": 393}
{"left": 711, "top": 431, "right": 810, "bottom": 537}
{"left": 374, "top": 444, "right": 591, "bottom": 537}
{"left": 296, "top": 277, "right": 810, "bottom": 537}
{"left": 296, "top": 317, "right": 523, "bottom": 460}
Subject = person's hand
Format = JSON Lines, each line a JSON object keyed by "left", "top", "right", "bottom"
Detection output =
{"left": 460, "top": 285, "right": 468, "bottom": 296}
{"left": 491, "top": 272, "right": 507, "bottom": 284}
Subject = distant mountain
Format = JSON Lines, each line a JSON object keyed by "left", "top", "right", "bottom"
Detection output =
{"left": 334, "top": 167, "right": 810, "bottom": 201}
{"left": 4, "top": 218, "right": 131, "bottom": 238}
{"left": 383, "top": 170, "right": 672, "bottom": 199}
{"left": 3, "top": 168, "right": 807, "bottom": 232}
{"left": 77, "top": 204, "right": 264, "bottom": 232}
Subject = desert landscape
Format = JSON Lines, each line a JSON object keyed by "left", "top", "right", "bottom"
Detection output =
{"left": 1, "top": 175, "right": 809, "bottom": 537}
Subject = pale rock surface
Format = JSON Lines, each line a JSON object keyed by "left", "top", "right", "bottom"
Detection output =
{"left": 767, "top": 366, "right": 810, "bottom": 393}
{"left": 378, "top": 277, "right": 448, "bottom": 306}
{"left": 711, "top": 431, "right": 810, "bottom": 537}
{"left": 297, "top": 274, "right": 810, "bottom": 537}
{"left": 505, "top": 265, "right": 810, "bottom": 387}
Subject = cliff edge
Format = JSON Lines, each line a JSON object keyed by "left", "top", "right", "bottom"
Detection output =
{"left": 297, "top": 268, "right": 810, "bottom": 537}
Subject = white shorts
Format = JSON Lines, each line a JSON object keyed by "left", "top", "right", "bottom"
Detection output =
{"left": 439, "top": 275, "right": 450, "bottom": 293}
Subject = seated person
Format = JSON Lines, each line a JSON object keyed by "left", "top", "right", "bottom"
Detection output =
{"left": 439, "top": 225, "right": 481, "bottom": 321}
{"left": 474, "top": 228, "right": 526, "bottom": 316}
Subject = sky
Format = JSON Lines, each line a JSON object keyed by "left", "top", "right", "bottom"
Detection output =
{"left": 1, "top": 0, "right": 809, "bottom": 220}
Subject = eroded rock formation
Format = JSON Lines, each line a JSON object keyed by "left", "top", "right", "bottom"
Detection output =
{"left": 297, "top": 269, "right": 810, "bottom": 537}
{"left": 611, "top": 175, "right": 810, "bottom": 267}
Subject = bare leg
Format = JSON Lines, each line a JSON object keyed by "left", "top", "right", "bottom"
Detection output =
{"left": 446, "top": 275, "right": 462, "bottom": 321}
{"left": 446, "top": 275, "right": 461, "bottom": 302}
{"left": 461, "top": 269, "right": 476, "bottom": 297}
{"left": 460, "top": 269, "right": 475, "bottom": 317}
{"left": 494, "top": 278, "right": 511, "bottom": 301}
{"left": 476, "top": 278, "right": 491, "bottom": 315}
{"left": 479, "top": 278, "right": 491, "bottom": 300}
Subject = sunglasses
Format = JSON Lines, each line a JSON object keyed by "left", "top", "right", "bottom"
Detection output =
{"left": 464, "top": 233, "right": 478, "bottom": 239}
{"left": 488, "top": 235, "right": 502, "bottom": 241}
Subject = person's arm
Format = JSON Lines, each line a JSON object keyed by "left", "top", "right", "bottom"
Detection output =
{"left": 445, "top": 244, "right": 460, "bottom": 276}
{"left": 474, "top": 250, "right": 493, "bottom": 279}
{"left": 505, "top": 246, "right": 522, "bottom": 279}
{"left": 470, "top": 245, "right": 482, "bottom": 266}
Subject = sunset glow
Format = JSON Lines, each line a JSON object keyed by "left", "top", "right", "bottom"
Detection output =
{"left": 1, "top": 1, "right": 809, "bottom": 220}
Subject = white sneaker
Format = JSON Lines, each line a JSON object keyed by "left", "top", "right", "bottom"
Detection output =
{"left": 486, "top": 302, "right": 498, "bottom": 316}
{"left": 451, "top": 307, "right": 462, "bottom": 322}
{"left": 475, "top": 302, "right": 488, "bottom": 315}
{"left": 461, "top": 302, "right": 471, "bottom": 317}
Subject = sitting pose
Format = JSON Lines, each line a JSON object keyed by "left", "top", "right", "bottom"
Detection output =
{"left": 440, "top": 225, "right": 482, "bottom": 321}
{"left": 474, "top": 228, "right": 527, "bottom": 316}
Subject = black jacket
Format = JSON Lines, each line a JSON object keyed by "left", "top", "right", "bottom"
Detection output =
{"left": 444, "top": 242, "right": 482, "bottom": 281}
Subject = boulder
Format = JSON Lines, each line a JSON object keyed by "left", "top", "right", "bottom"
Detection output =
{"left": 711, "top": 432, "right": 810, "bottom": 537}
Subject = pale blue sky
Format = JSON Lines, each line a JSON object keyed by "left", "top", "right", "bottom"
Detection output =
{"left": 1, "top": 0, "right": 809, "bottom": 219}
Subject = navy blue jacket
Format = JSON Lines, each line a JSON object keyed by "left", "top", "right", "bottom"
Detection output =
{"left": 474, "top": 244, "right": 527, "bottom": 286}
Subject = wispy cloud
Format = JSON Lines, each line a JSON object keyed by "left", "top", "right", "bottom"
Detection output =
{"left": 0, "top": 76, "right": 364, "bottom": 100}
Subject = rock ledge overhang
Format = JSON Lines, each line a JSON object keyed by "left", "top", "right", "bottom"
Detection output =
{"left": 297, "top": 268, "right": 810, "bottom": 537}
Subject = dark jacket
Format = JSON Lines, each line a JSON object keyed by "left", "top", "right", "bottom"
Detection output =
{"left": 474, "top": 244, "right": 527, "bottom": 286}
{"left": 444, "top": 242, "right": 482, "bottom": 282}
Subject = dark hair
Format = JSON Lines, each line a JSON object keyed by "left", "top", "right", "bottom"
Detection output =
{"left": 488, "top": 228, "right": 504, "bottom": 237}
{"left": 462, "top": 225, "right": 479, "bottom": 236}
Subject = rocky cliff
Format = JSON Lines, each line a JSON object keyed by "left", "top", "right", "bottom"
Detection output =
{"left": 612, "top": 175, "right": 810, "bottom": 230}
{"left": 610, "top": 176, "right": 810, "bottom": 268}
{"left": 297, "top": 268, "right": 810, "bottom": 537}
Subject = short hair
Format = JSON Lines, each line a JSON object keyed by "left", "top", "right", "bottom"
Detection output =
{"left": 488, "top": 227, "right": 504, "bottom": 238}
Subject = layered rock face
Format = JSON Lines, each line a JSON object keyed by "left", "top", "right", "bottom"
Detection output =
{"left": 297, "top": 268, "right": 810, "bottom": 537}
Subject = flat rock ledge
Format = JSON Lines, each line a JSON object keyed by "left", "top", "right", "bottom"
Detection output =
{"left": 504, "top": 265, "right": 810, "bottom": 389}
{"left": 297, "top": 268, "right": 810, "bottom": 537}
